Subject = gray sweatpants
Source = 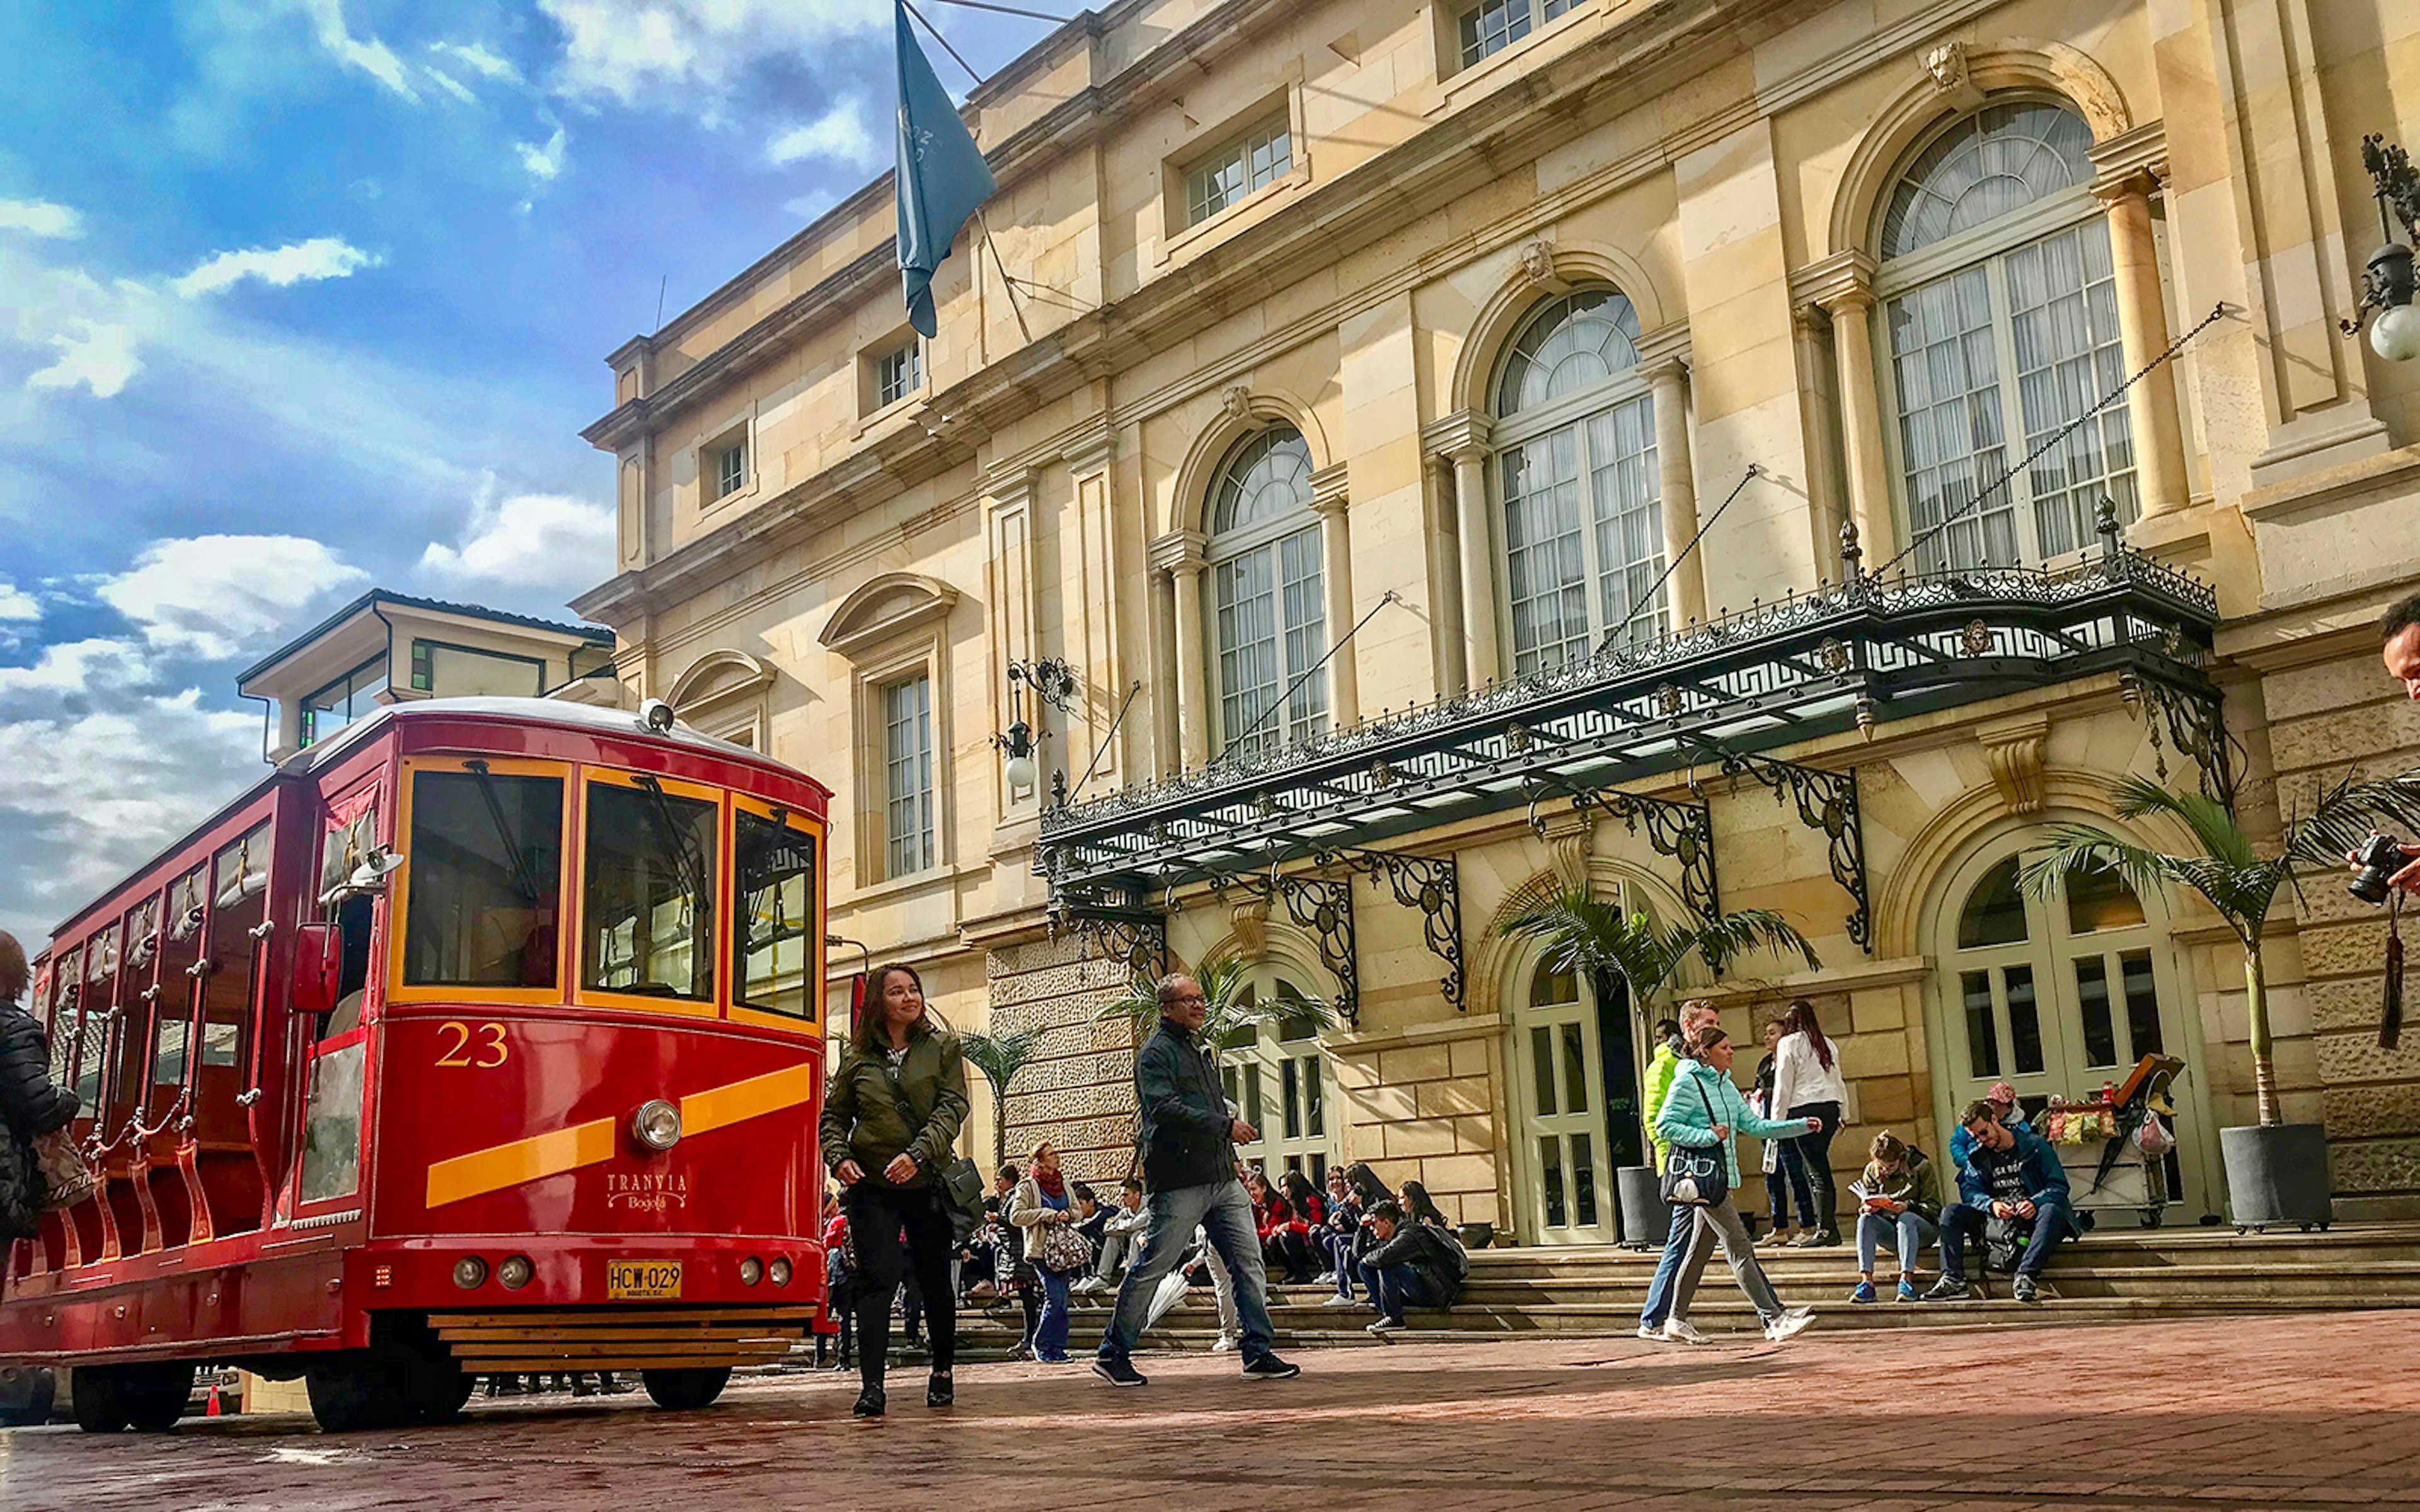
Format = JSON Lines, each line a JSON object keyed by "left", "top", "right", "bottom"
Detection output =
{"left": 1670, "top": 1194, "right": 1784, "bottom": 1324}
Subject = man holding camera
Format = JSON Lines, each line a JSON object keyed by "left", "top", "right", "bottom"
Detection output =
{"left": 2353, "top": 592, "right": 2420, "bottom": 895}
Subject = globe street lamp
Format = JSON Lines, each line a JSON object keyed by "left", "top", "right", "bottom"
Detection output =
{"left": 2342, "top": 134, "right": 2420, "bottom": 362}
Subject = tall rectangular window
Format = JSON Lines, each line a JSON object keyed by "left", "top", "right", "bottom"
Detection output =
{"left": 1184, "top": 115, "right": 1291, "bottom": 228}
{"left": 1458, "top": 0, "right": 1579, "bottom": 67}
{"left": 711, "top": 438, "right": 748, "bottom": 501}
{"left": 875, "top": 342, "right": 921, "bottom": 408}
{"left": 301, "top": 656, "right": 391, "bottom": 746}
{"left": 882, "top": 673, "right": 936, "bottom": 878}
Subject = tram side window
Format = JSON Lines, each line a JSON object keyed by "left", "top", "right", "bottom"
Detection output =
{"left": 584, "top": 781, "right": 718, "bottom": 1001}
{"left": 200, "top": 823, "right": 270, "bottom": 1072}
{"left": 403, "top": 770, "right": 563, "bottom": 988}
{"left": 734, "top": 812, "right": 814, "bottom": 1018}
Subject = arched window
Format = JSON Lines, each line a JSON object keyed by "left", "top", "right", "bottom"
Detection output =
{"left": 1490, "top": 288, "right": 1662, "bottom": 675}
{"left": 1874, "top": 100, "right": 2135, "bottom": 573}
{"left": 1934, "top": 840, "right": 2210, "bottom": 1220}
{"left": 1206, "top": 426, "right": 1325, "bottom": 759}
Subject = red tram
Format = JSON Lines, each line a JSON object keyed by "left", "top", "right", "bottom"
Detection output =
{"left": 1, "top": 698, "right": 832, "bottom": 1431}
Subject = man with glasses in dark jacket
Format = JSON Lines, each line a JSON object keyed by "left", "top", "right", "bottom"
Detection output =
{"left": 1093, "top": 973, "right": 1300, "bottom": 1387}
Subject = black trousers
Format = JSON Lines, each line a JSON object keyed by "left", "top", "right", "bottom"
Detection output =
{"left": 842, "top": 1179, "right": 956, "bottom": 1388}
{"left": 1785, "top": 1101, "right": 1843, "bottom": 1237}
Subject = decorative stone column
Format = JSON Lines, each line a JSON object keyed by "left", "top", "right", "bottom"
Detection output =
{"left": 1797, "top": 250, "right": 1900, "bottom": 569}
{"left": 2090, "top": 127, "right": 2190, "bottom": 519}
{"left": 1423, "top": 410, "right": 1497, "bottom": 690}
{"left": 1151, "top": 529, "right": 1209, "bottom": 770}
{"left": 1308, "top": 461, "right": 1357, "bottom": 727}
{"left": 1634, "top": 328, "right": 1705, "bottom": 626}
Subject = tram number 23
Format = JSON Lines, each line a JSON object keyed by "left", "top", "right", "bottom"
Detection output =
{"left": 435, "top": 1021, "right": 510, "bottom": 1069}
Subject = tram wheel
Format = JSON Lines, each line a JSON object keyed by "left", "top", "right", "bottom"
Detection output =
{"left": 0, "top": 1367, "right": 57, "bottom": 1428}
{"left": 640, "top": 1367, "right": 730, "bottom": 1411}
{"left": 306, "top": 1360, "right": 418, "bottom": 1433}
{"left": 410, "top": 1359, "right": 473, "bottom": 1424}
{"left": 71, "top": 1368, "right": 130, "bottom": 1435}
{"left": 122, "top": 1363, "right": 197, "bottom": 1433}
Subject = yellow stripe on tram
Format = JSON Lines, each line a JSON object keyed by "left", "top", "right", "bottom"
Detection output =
{"left": 424, "top": 1061, "right": 819, "bottom": 1210}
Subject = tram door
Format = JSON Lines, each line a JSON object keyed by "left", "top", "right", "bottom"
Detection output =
{"left": 286, "top": 781, "right": 383, "bottom": 1219}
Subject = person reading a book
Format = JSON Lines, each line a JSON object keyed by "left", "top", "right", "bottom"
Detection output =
{"left": 1847, "top": 1131, "right": 1942, "bottom": 1303}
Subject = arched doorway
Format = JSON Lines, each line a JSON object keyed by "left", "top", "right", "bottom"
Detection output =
{"left": 1928, "top": 835, "right": 2218, "bottom": 1222}
{"left": 1218, "top": 963, "right": 1339, "bottom": 1184}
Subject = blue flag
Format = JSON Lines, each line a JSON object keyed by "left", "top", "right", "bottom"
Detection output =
{"left": 895, "top": 1, "right": 994, "bottom": 338}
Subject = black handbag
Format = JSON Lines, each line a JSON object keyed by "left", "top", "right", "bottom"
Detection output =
{"left": 880, "top": 1066, "right": 986, "bottom": 1243}
{"left": 1658, "top": 1079, "right": 1731, "bottom": 1208}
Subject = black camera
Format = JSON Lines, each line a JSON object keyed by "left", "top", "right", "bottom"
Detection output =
{"left": 2349, "top": 832, "right": 2407, "bottom": 905}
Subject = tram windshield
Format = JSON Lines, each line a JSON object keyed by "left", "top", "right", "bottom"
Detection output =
{"left": 402, "top": 769, "right": 563, "bottom": 988}
{"left": 582, "top": 777, "right": 718, "bottom": 1001}
{"left": 734, "top": 810, "right": 815, "bottom": 1018}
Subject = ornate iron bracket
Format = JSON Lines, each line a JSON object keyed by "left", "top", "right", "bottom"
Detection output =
{"left": 1689, "top": 742, "right": 1871, "bottom": 952}
{"left": 1206, "top": 869, "right": 1359, "bottom": 1026}
{"left": 1525, "top": 775, "right": 1719, "bottom": 926}
{"left": 2119, "top": 670, "right": 2239, "bottom": 808}
{"left": 1045, "top": 888, "right": 1168, "bottom": 989}
{"left": 1310, "top": 845, "right": 1465, "bottom": 1012}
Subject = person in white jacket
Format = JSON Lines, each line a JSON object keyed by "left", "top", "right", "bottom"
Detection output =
{"left": 1767, "top": 998, "right": 1849, "bottom": 1246}
{"left": 1075, "top": 1179, "right": 1151, "bottom": 1293}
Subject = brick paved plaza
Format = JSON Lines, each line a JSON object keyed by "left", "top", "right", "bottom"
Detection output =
{"left": 5, "top": 1312, "right": 2418, "bottom": 1511}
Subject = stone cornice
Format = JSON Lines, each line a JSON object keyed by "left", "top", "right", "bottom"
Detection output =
{"left": 1420, "top": 409, "right": 1494, "bottom": 462}
{"left": 1632, "top": 323, "right": 1692, "bottom": 377}
{"left": 1148, "top": 529, "right": 1207, "bottom": 574}
{"left": 2087, "top": 120, "right": 2170, "bottom": 200}
{"left": 1308, "top": 461, "right": 1351, "bottom": 515}
{"left": 1789, "top": 249, "right": 1876, "bottom": 314}
{"left": 1061, "top": 419, "right": 1116, "bottom": 478}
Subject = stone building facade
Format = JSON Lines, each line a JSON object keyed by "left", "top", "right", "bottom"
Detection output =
{"left": 574, "top": 0, "right": 2420, "bottom": 1232}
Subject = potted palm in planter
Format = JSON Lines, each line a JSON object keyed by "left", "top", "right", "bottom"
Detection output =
{"left": 2019, "top": 772, "right": 2420, "bottom": 1230}
{"left": 1497, "top": 890, "right": 1819, "bottom": 1245}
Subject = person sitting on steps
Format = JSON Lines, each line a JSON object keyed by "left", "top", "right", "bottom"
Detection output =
{"left": 1354, "top": 1199, "right": 1466, "bottom": 1334}
{"left": 1926, "top": 1099, "right": 2077, "bottom": 1304}
{"left": 1847, "top": 1131, "right": 1942, "bottom": 1304}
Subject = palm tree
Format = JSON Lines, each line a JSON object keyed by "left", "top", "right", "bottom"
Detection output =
{"left": 1496, "top": 887, "right": 1821, "bottom": 1015}
{"left": 2018, "top": 771, "right": 2420, "bottom": 1126}
{"left": 959, "top": 1027, "right": 1044, "bottom": 1170}
{"left": 1092, "top": 956, "right": 1341, "bottom": 1053}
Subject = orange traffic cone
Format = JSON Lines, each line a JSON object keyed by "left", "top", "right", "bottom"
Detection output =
{"left": 205, "top": 1383, "right": 222, "bottom": 1417}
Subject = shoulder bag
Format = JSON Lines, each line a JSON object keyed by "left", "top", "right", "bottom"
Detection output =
{"left": 880, "top": 1062, "right": 986, "bottom": 1244}
{"left": 1658, "top": 1077, "right": 1731, "bottom": 1208}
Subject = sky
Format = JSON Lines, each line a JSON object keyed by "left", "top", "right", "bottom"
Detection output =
{"left": 0, "top": 0, "right": 1048, "bottom": 948}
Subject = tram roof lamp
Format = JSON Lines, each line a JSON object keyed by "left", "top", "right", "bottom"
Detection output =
{"left": 640, "top": 698, "right": 677, "bottom": 733}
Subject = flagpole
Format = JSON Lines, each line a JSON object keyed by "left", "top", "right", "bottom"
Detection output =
{"left": 977, "top": 210, "right": 1034, "bottom": 343}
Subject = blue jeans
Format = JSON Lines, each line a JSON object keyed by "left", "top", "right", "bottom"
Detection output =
{"left": 1035, "top": 1266, "right": 1073, "bottom": 1358}
{"left": 1097, "top": 1178, "right": 1275, "bottom": 1365}
{"left": 1855, "top": 1210, "right": 1937, "bottom": 1275}
{"left": 1328, "top": 1232, "right": 1359, "bottom": 1297}
{"left": 1357, "top": 1261, "right": 1444, "bottom": 1322}
{"left": 1638, "top": 1202, "right": 1698, "bottom": 1329}
{"left": 1938, "top": 1201, "right": 2067, "bottom": 1280}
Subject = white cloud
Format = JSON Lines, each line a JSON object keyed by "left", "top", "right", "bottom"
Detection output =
{"left": 516, "top": 126, "right": 569, "bottom": 182}
{"left": 538, "top": 0, "right": 889, "bottom": 115}
{"left": 418, "top": 488, "right": 615, "bottom": 594}
{"left": 429, "top": 40, "right": 521, "bottom": 83}
{"left": 98, "top": 535, "right": 369, "bottom": 660}
{"left": 297, "top": 0, "right": 418, "bottom": 101}
{"left": 425, "top": 67, "right": 478, "bottom": 105}
{"left": 172, "top": 237, "right": 381, "bottom": 298}
{"left": 0, "top": 583, "right": 43, "bottom": 622}
{"left": 0, "top": 638, "right": 152, "bottom": 695}
{"left": 26, "top": 319, "right": 143, "bottom": 399}
{"left": 0, "top": 199, "right": 83, "bottom": 239}
{"left": 768, "top": 100, "right": 884, "bottom": 172}
{"left": 785, "top": 189, "right": 839, "bottom": 224}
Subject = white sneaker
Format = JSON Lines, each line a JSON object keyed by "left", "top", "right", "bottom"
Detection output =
{"left": 1366, "top": 1316, "right": 1404, "bottom": 1334}
{"left": 1071, "top": 1277, "right": 1109, "bottom": 1296}
{"left": 1211, "top": 1334, "right": 1239, "bottom": 1353}
{"left": 1321, "top": 1293, "right": 1359, "bottom": 1309}
{"left": 1661, "top": 1319, "right": 1708, "bottom": 1345}
{"left": 1763, "top": 1307, "right": 1816, "bottom": 1343}
{"left": 1635, "top": 1324, "right": 1662, "bottom": 1340}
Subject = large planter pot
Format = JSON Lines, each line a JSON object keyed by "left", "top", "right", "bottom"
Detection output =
{"left": 1615, "top": 1164, "right": 1669, "bottom": 1250}
{"left": 2220, "top": 1123, "right": 2333, "bottom": 1231}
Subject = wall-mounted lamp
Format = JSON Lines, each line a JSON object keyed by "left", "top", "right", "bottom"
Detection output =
{"left": 995, "top": 657, "right": 1080, "bottom": 796}
{"left": 996, "top": 717, "right": 1039, "bottom": 792}
{"left": 2342, "top": 135, "right": 2420, "bottom": 362}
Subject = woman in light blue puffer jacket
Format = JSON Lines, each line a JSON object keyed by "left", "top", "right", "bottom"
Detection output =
{"left": 1652, "top": 1024, "right": 1821, "bottom": 1344}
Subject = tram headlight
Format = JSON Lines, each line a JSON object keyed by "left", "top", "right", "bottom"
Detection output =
{"left": 452, "top": 1256, "right": 489, "bottom": 1290}
{"left": 498, "top": 1254, "right": 534, "bottom": 1290}
{"left": 632, "top": 1099, "right": 683, "bottom": 1152}
{"left": 769, "top": 1257, "right": 792, "bottom": 1288}
{"left": 739, "top": 1256, "right": 764, "bottom": 1286}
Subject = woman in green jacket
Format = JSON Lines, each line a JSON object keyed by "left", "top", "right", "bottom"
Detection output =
{"left": 1653, "top": 1024, "right": 1819, "bottom": 1344}
{"left": 821, "top": 963, "right": 971, "bottom": 1417}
